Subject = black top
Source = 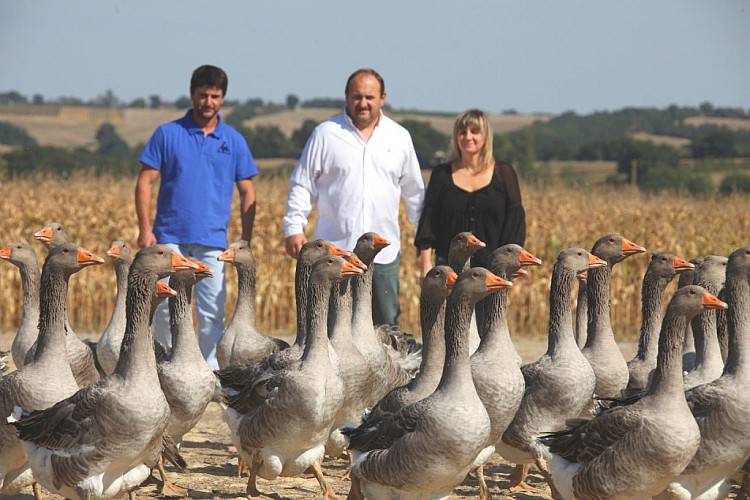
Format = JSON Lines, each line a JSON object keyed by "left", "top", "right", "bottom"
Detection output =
{"left": 414, "top": 160, "right": 526, "bottom": 268}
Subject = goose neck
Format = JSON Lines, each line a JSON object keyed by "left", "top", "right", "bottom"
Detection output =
{"left": 436, "top": 297, "right": 475, "bottom": 392}
{"left": 722, "top": 277, "right": 750, "bottom": 375}
{"left": 301, "top": 278, "right": 335, "bottom": 365}
{"left": 115, "top": 271, "right": 159, "bottom": 380}
{"left": 647, "top": 310, "right": 689, "bottom": 398}
{"left": 168, "top": 282, "right": 199, "bottom": 355}
{"left": 232, "top": 264, "right": 257, "bottom": 327}
{"left": 635, "top": 278, "right": 666, "bottom": 363}
{"left": 476, "top": 292, "right": 511, "bottom": 354}
{"left": 328, "top": 280, "right": 353, "bottom": 343}
{"left": 32, "top": 266, "right": 69, "bottom": 362}
{"left": 412, "top": 299, "right": 447, "bottom": 390}
{"left": 545, "top": 267, "right": 578, "bottom": 355}
{"left": 584, "top": 265, "right": 614, "bottom": 346}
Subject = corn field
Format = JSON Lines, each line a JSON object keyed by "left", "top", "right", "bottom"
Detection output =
{"left": 0, "top": 174, "right": 747, "bottom": 341}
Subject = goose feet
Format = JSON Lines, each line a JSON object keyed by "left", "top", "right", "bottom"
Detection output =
{"left": 475, "top": 464, "right": 492, "bottom": 500}
{"left": 32, "top": 482, "right": 43, "bottom": 500}
{"left": 311, "top": 461, "right": 340, "bottom": 499}
{"left": 346, "top": 476, "right": 364, "bottom": 500}
{"left": 159, "top": 480, "right": 189, "bottom": 498}
{"left": 507, "top": 464, "right": 540, "bottom": 494}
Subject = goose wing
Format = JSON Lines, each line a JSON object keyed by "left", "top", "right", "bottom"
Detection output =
{"left": 539, "top": 405, "right": 642, "bottom": 463}
{"left": 345, "top": 400, "right": 423, "bottom": 453}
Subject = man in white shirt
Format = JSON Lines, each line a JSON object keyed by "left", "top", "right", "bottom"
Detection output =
{"left": 283, "top": 68, "right": 425, "bottom": 326}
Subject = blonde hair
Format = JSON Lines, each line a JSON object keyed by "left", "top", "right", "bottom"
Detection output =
{"left": 450, "top": 108, "right": 495, "bottom": 172}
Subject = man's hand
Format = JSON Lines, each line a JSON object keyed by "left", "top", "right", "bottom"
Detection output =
{"left": 137, "top": 230, "right": 157, "bottom": 248}
{"left": 285, "top": 234, "right": 307, "bottom": 259}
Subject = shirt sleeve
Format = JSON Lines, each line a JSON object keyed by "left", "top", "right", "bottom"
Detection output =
{"left": 496, "top": 161, "right": 526, "bottom": 246}
{"left": 399, "top": 134, "right": 426, "bottom": 225}
{"left": 282, "top": 129, "right": 322, "bottom": 237}
{"left": 235, "top": 136, "right": 259, "bottom": 181}
{"left": 414, "top": 164, "right": 449, "bottom": 251}
{"left": 138, "top": 126, "right": 165, "bottom": 170}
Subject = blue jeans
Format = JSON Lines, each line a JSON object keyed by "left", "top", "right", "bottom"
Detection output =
{"left": 153, "top": 243, "right": 226, "bottom": 370}
{"left": 372, "top": 252, "right": 401, "bottom": 326}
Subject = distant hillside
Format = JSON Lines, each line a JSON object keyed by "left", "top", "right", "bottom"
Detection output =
{"left": 0, "top": 106, "right": 551, "bottom": 150}
{"left": 244, "top": 108, "right": 552, "bottom": 138}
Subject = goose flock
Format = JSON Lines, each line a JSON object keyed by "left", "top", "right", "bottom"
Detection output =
{"left": 0, "top": 222, "right": 748, "bottom": 500}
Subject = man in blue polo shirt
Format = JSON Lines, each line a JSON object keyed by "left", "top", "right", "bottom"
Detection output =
{"left": 135, "top": 64, "right": 258, "bottom": 370}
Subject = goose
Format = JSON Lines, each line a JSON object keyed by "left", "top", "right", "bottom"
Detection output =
{"left": 215, "top": 239, "right": 353, "bottom": 392}
{"left": 497, "top": 248, "right": 606, "bottom": 493}
{"left": 626, "top": 252, "right": 694, "bottom": 389}
{"left": 0, "top": 243, "right": 104, "bottom": 498}
{"left": 681, "top": 257, "right": 703, "bottom": 371}
{"left": 0, "top": 242, "right": 41, "bottom": 369}
{"left": 538, "top": 285, "right": 727, "bottom": 500}
{"left": 216, "top": 240, "right": 290, "bottom": 370}
{"left": 32, "top": 221, "right": 68, "bottom": 249}
{"left": 30, "top": 222, "right": 103, "bottom": 387}
{"left": 326, "top": 233, "right": 391, "bottom": 457}
{"left": 470, "top": 244, "right": 542, "bottom": 499}
{"left": 445, "top": 232, "right": 486, "bottom": 354}
{"left": 222, "top": 255, "right": 362, "bottom": 499}
{"left": 652, "top": 245, "right": 750, "bottom": 500}
{"left": 581, "top": 233, "right": 646, "bottom": 398}
{"left": 9, "top": 245, "right": 199, "bottom": 500}
{"left": 363, "top": 265, "right": 456, "bottom": 421}
{"left": 96, "top": 240, "right": 133, "bottom": 376}
{"left": 682, "top": 254, "right": 728, "bottom": 390}
{"left": 344, "top": 267, "right": 511, "bottom": 500}
{"left": 349, "top": 234, "right": 413, "bottom": 408}
{"left": 154, "top": 259, "right": 217, "bottom": 497}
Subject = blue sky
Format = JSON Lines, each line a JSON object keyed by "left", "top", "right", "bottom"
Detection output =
{"left": 2, "top": 0, "right": 748, "bottom": 115}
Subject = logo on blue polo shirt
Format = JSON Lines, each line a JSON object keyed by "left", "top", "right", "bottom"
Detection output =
{"left": 218, "top": 142, "right": 231, "bottom": 154}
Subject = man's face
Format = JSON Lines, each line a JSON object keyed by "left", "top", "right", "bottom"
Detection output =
{"left": 345, "top": 74, "right": 385, "bottom": 130}
{"left": 191, "top": 85, "right": 224, "bottom": 122}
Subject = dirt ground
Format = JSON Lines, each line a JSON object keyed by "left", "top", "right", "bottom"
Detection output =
{"left": 1, "top": 336, "right": 741, "bottom": 499}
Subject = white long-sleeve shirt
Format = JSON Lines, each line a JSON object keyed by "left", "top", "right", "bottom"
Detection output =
{"left": 283, "top": 112, "right": 425, "bottom": 264}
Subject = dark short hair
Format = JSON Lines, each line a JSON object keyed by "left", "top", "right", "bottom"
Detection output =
{"left": 190, "top": 65, "right": 228, "bottom": 96}
{"left": 345, "top": 68, "right": 385, "bottom": 96}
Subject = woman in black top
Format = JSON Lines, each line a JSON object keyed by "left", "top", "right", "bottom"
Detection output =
{"left": 415, "top": 109, "right": 526, "bottom": 278}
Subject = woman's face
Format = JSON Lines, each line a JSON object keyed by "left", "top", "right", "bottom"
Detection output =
{"left": 457, "top": 125, "right": 485, "bottom": 157}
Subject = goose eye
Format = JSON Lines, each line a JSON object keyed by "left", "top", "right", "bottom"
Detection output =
{"left": 473, "top": 271, "right": 480, "bottom": 278}
{"left": 63, "top": 248, "right": 69, "bottom": 253}
{"left": 158, "top": 250, "right": 165, "bottom": 255}
{"left": 577, "top": 251, "right": 583, "bottom": 256}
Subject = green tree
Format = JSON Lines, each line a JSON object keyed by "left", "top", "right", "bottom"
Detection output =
{"left": 691, "top": 129, "right": 735, "bottom": 158}
{"left": 130, "top": 98, "right": 146, "bottom": 108}
{"left": 291, "top": 119, "right": 319, "bottom": 154}
{"left": 399, "top": 119, "right": 448, "bottom": 167}
{"left": 149, "top": 95, "right": 162, "bottom": 109}
{"left": 493, "top": 134, "right": 516, "bottom": 165}
{"left": 0, "top": 121, "right": 37, "bottom": 147}
{"left": 95, "top": 123, "right": 130, "bottom": 157}
{"left": 244, "top": 125, "right": 292, "bottom": 158}
{"left": 516, "top": 128, "right": 538, "bottom": 178}
{"left": 175, "top": 96, "right": 192, "bottom": 109}
{"left": 286, "top": 94, "right": 300, "bottom": 110}
{"left": 719, "top": 174, "right": 750, "bottom": 195}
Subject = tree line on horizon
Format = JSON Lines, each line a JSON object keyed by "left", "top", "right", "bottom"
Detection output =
{"left": 1, "top": 90, "right": 750, "bottom": 196}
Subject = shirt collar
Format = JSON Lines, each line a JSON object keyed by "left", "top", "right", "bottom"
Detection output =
{"left": 343, "top": 109, "right": 385, "bottom": 135}
{"left": 182, "top": 109, "right": 225, "bottom": 138}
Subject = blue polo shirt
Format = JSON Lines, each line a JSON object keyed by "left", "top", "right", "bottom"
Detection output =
{"left": 139, "top": 110, "right": 258, "bottom": 248}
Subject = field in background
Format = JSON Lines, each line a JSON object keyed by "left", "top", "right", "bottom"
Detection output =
{"left": 0, "top": 107, "right": 551, "bottom": 150}
{"left": 0, "top": 174, "right": 747, "bottom": 340}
